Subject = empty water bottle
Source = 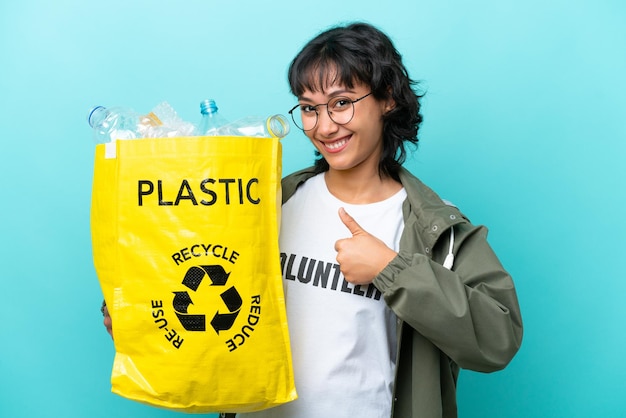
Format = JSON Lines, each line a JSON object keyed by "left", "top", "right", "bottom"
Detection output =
{"left": 87, "top": 105, "right": 162, "bottom": 144}
{"left": 197, "top": 99, "right": 229, "bottom": 136}
{"left": 215, "top": 114, "right": 290, "bottom": 138}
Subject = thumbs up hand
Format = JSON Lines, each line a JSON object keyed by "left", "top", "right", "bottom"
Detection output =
{"left": 334, "top": 207, "right": 398, "bottom": 285}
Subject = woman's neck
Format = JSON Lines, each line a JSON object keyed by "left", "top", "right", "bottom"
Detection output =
{"left": 323, "top": 168, "right": 402, "bottom": 204}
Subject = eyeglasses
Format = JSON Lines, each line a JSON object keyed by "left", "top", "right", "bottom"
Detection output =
{"left": 288, "top": 92, "right": 373, "bottom": 131}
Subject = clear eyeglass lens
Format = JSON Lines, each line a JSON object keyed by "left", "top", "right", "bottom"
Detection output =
{"left": 293, "top": 97, "right": 355, "bottom": 131}
{"left": 295, "top": 106, "right": 316, "bottom": 131}
{"left": 328, "top": 97, "right": 354, "bottom": 124}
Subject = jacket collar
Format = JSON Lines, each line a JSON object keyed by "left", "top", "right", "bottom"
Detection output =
{"left": 397, "top": 167, "right": 466, "bottom": 252}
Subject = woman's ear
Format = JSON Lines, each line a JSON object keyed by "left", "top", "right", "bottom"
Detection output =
{"left": 383, "top": 87, "right": 396, "bottom": 113}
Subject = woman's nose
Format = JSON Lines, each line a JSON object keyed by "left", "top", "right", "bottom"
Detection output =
{"left": 315, "top": 107, "right": 339, "bottom": 135}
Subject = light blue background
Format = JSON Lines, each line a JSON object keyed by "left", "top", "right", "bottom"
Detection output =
{"left": 1, "top": 0, "right": 624, "bottom": 417}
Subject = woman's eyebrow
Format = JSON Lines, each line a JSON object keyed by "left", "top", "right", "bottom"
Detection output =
{"left": 298, "top": 88, "right": 356, "bottom": 102}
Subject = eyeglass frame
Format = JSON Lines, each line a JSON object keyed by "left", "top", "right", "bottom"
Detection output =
{"left": 288, "top": 92, "right": 373, "bottom": 132}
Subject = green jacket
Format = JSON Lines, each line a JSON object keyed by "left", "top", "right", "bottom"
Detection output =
{"left": 281, "top": 166, "right": 523, "bottom": 418}
{"left": 224, "top": 166, "right": 522, "bottom": 418}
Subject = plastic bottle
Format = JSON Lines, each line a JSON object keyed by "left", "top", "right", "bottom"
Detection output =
{"left": 150, "top": 101, "right": 196, "bottom": 137}
{"left": 197, "top": 99, "right": 229, "bottom": 136}
{"left": 87, "top": 105, "right": 162, "bottom": 144}
{"left": 215, "top": 114, "right": 290, "bottom": 138}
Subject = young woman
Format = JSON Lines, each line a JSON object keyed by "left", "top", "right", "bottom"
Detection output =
{"left": 105, "top": 22, "right": 523, "bottom": 418}
{"left": 241, "top": 22, "right": 522, "bottom": 418}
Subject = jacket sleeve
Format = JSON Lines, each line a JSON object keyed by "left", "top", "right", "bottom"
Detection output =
{"left": 373, "top": 222, "right": 523, "bottom": 372}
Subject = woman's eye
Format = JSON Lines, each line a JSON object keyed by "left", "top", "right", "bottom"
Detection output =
{"left": 300, "top": 105, "right": 317, "bottom": 114}
{"left": 332, "top": 99, "right": 351, "bottom": 110}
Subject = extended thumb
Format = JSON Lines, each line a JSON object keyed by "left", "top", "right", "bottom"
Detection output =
{"left": 338, "top": 207, "right": 363, "bottom": 235}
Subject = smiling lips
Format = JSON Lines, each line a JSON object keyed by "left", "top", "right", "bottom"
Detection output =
{"left": 321, "top": 136, "right": 350, "bottom": 152}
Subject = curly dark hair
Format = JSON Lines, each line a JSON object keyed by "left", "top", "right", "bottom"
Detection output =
{"left": 287, "top": 22, "right": 423, "bottom": 180}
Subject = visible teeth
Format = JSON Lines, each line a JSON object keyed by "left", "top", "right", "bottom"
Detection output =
{"left": 326, "top": 138, "right": 347, "bottom": 150}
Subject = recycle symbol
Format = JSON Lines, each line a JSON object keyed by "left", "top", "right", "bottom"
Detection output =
{"left": 172, "top": 265, "right": 242, "bottom": 334}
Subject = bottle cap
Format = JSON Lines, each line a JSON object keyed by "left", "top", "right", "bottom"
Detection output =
{"left": 200, "top": 99, "right": 218, "bottom": 115}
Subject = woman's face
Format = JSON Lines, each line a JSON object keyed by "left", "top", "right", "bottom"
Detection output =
{"left": 297, "top": 81, "right": 393, "bottom": 174}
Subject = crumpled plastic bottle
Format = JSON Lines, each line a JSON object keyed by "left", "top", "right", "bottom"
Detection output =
{"left": 87, "top": 102, "right": 197, "bottom": 143}
{"left": 149, "top": 101, "right": 196, "bottom": 137}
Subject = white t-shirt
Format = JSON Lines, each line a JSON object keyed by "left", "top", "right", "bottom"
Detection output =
{"left": 242, "top": 173, "right": 406, "bottom": 418}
